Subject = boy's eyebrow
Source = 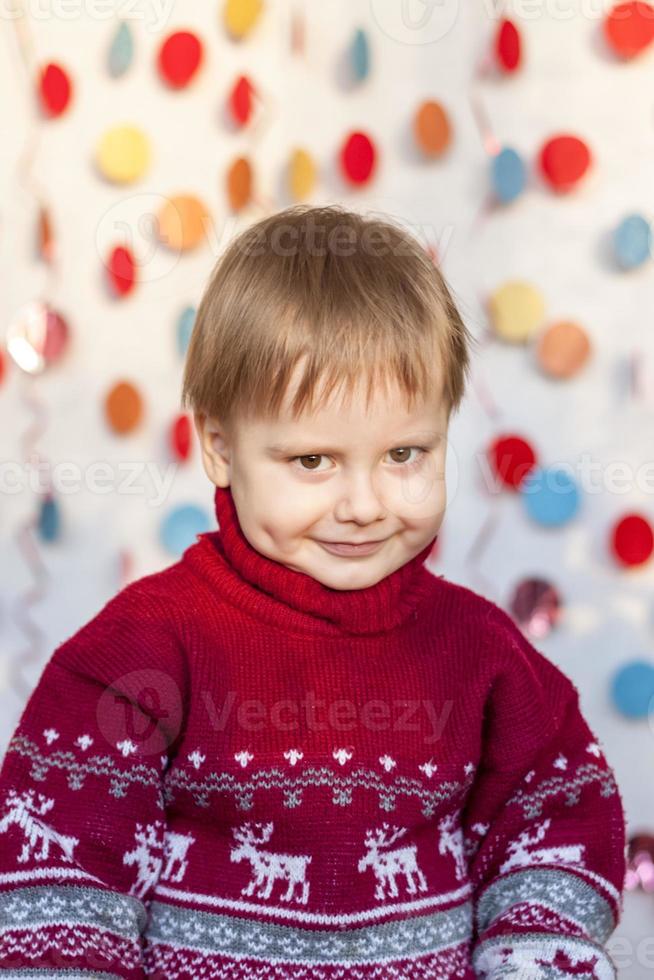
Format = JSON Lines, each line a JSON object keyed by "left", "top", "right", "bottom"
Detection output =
{"left": 266, "top": 432, "right": 442, "bottom": 456}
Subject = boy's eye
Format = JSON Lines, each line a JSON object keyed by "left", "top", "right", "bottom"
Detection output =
{"left": 290, "top": 448, "right": 427, "bottom": 472}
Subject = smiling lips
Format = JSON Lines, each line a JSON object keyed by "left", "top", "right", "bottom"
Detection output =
{"left": 317, "top": 539, "right": 386, "bottom": 557}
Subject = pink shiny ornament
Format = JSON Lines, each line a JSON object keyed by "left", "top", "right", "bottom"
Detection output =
{"left": 6, "top": 300, "right": 70, "bottom": 374}
{"left": 626, "top": 834, "right": 654, "bottom": 892}
{"left": 508, "top": 577, "right": 562, "bottom": 639}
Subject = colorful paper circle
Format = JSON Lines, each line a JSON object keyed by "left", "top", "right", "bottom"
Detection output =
{"left": 107, "top": 245, "right": 137, "bottom": 297}
{"left": 96, "top": 124, "right": 150, "bottom": 184}
{"left": 521, "top": 466, "right": 580, "bottom": 527}
{"left": 158, "top": 30, "right": 203, "bottom": 88}
{"left": 613, "top": 213, "right": 652, "bottom": 269}
{"left": 611, "top": 513, "right": 654, "bottom": 567}
{"left": 6, "top": 301, "right": 70, "bottom": 374}
{"left": 230, "top": 75, "right": 254, "bottom": 125}
{"left": 227, "top": 156, "right": 253, "bottom": 211}
{"left": 39, "top": 62, "right": 72, "bottom": 117}
{"left": 350, "top": 28, "right": 370, "bottom": 82}
{"left": 289, "top": 148, "right": 317, "bottom": 200}
{"left": 414, "top": 100, "right": 452, "bottom": 158}
{"left": 488, "top": 434, "right": 537, "bottom": 490}
{"left": 488, "top": 281, "right": 546, "bottom": 343}
{"left": 604, "top": 1, "right": 654, "bottom": 58}
{"left": 177, "top": 306, "right": 196, "bottom": 356}
{"left": 224, "top": 0, "right": 263, "bottom": 39}
{"left": 536, "top": 320, "right": 592, "bottom": 379}
{"left": 611, "top": 660, "right": 654, "bottom": 718}
{"left": 105, "top": 380, "right": 143, "bottom": 434}
{"left": 160, "top": 503, "right": 210, "bottom": 556}
{"left": 108, "top": 21, "right": 134, "bottom": 78}
{"left": 491, "top": 146, "right": 527, "bottom": 203}
{"left": 171, "top": 414, "right": 192, "bottom": 461}
{"left": 538, "top": 134, "right": 592, "bottom": 192}
{"left": 157, "top": 194, "right": 210, "bottom": 251}
{"left": 340, "top": 131, "right": 377, "bottom": 185}
{"left": 495, "top": 18, "right": 522, "bottom": 72}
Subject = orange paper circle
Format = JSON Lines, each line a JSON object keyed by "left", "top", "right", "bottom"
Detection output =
{"left": 414, "top": 100, "right": 452, "bottom": 157}
{"left": 157, "top": 194, "right": 210, "bottom": 251}
{"left": 227, "top": 156, "right": 253, "bottom": 211}
{"left": 105, "top": 380, "right": 143, "bottom": 434}
{"left": 536, "top": 320, "right": 592, "bottom": 379}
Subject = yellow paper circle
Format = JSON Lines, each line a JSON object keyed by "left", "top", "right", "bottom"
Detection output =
{"left": 96, "top": 124, "right": 150, "bottom": 184}
{"left": 157, "top": 194, "right": 211, "bottom": 252}
{"left": 224, "top": 0, "right": 263, "bottom": 39}
{"left": 289, "top": 148, "right": 316, "bottom": 200}
{"left": 489, "top": 281, "right": 546, "bottom": 343}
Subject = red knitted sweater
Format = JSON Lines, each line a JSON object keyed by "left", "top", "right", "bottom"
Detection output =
{"left": 0, "top": 484, "right": 626, "bottom": 979}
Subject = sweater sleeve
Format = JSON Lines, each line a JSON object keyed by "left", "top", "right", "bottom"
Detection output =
{"left": 461, "top": 606, "right": 627, "bottom": 980}
{"left": 0, "top": 581, "right": 187, "bottom": 979}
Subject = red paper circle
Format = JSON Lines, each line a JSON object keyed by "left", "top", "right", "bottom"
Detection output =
{"left": 488, "top": 435, "right": 537, "bottom": 490}
{"left": 39, "top": 62, "right": 72, "bottom": 118}
{"left": 611, "top": 513, "right": 654, "bottom": 566}
{"left": 230, "top": 75, "right": 254, "bottom": 126}
{"left": 604, "top": 1, "right": 654, "bottom": 58}
{"left": 171, "top": 413, "right": 192, "bottom": 461}
{"left": 158, "top": 31, "right": 203, "bottom": 89}
{"left": 495, "top": 18, "right": 522, "bottom": 72}
{"left": 341, "top": 131, "right": 377, "bottom": 185}
{"left": 107, "top": 246, "right": 137, "bottom": 297}
{"left": 538, "top": 135, "right": 592, "bottom": 192}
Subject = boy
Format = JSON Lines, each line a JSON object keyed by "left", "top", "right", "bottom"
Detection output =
{"left": 0, "top": 205, "right": 626, "bottom": 978}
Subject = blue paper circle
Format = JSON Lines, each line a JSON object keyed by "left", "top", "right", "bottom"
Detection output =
{"left": 613, "top": 214, "right": 651, "bottom": 270}
{"left": 611, "top": 660, "right": 654, "bottom": 719}
{"left": 491, "top": 147, "right": 527, "bottom": 204}
{"left": 520, "top": 466, "right": 580, "bottom": 527}
{"left": 38, "top": 496, "right": 61, "bottom": 542}
{"left": 177, "top": 306, "right": 196, "bottom": 357}
{"left": 108, "top": 21, "right": 134, "bottom": 79}
{"left": 351, "top": 28, "right": 370, "bottom": 82}
{"left": 160, "top": 503, "right": 210, "bottom": 556}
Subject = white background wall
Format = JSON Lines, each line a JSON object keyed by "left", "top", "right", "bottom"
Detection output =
{"left": 1, "top": 0, "right": 653, "bottom": 972}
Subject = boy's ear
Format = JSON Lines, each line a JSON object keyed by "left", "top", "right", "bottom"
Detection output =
{"left": 193, "top": 412, "right": 231, "bottom": 488}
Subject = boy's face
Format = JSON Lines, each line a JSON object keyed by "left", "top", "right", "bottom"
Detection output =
{"left": 195, "top": 370, "right": 449, "bottom": 591}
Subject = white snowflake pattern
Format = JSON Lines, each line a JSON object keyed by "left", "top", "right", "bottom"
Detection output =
{"left": 419, "top": 759, "right": 438, "bottom": 778}
{"left": 117, "top": 739, "right": 138, "bottom": 758}
{"left": 187, "top": 749, "right": 205, "bottom": 770}
{"left": 463, "top": 761, "right": 475, "bottom": 776}
{"left": 524, "top": 769, "right": 536, "bottom": 783}
{"left": 283, "top": 749, "right": 303, "bottom": 766}
{"left": 379, "top": 754, "right": 396, "bottom": 772}
{"left": 333, "top": 747, "right": 353, "bottom": 766}
{"left": 75, "top": 734, "right": 93, "bottom": 751}
{"left": 553, "top": 753, "right": 568, "bottom": 770}
{"left": 43, "top": 728, "right": 59, "bottom": 745}
{"left": 234, "top": 750, "right": 253, "bottom": 768}
{"left": 586, "top": 741, "right": 602, "bottom": 758}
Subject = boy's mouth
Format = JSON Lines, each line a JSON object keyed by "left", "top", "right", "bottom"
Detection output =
{"left": 316, "top": 539, "right": 387, "bottom": 557}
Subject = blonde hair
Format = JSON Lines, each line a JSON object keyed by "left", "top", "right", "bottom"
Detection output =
{"left": 181, "top": 204, "right": 476, "bottom": 432}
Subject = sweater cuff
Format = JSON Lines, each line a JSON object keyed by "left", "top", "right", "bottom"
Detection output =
{"left": 472, "top": 932, "right": 618, "bottom": 979}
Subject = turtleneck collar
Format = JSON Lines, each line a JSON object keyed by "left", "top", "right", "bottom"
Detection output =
{"left": 184, "top": 484, "right": 440, "bottom": 638}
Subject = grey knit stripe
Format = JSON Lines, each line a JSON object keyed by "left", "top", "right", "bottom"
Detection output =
{"left": 146, "top": 898, "right": 472, "bottom": 963}
{"left": 475, "top": 866, "right": 616, "bottom": 942}
{"left": 0, "top": 973, "right": 125, "bottom": 979}
{"left": 0, "top": 884, "right": 147, "bottom": 938}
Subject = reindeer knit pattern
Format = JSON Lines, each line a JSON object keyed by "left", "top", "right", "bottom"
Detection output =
{"left": 0, "top": 484, "right": 627, "bottom": 979}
